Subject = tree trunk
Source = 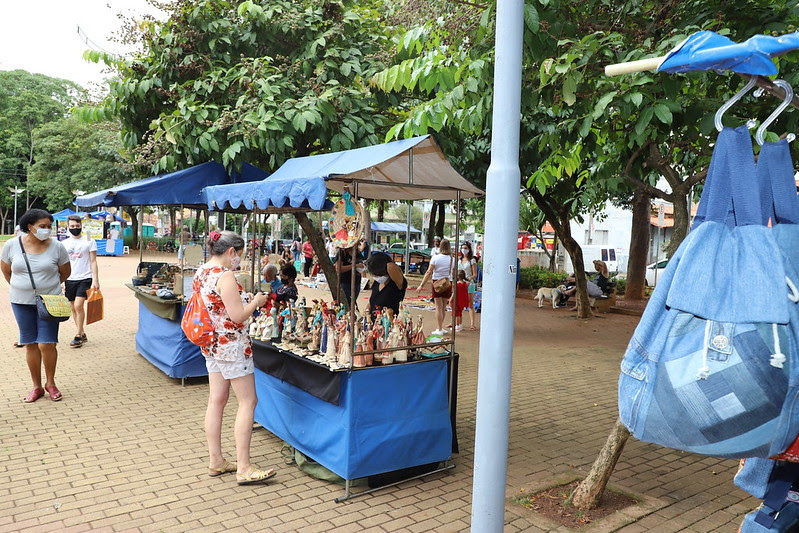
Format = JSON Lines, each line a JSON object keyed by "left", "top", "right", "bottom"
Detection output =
{"left": 435, "top": 200, "right": 446, "bottom": 240}
{"left": 169, "top": 208, "right": 177, "bottom": 236}
{"left": 559, "top": 225, "right": 592, "bottom": 319}
{"left": 427, "top": 201, "right": 438, "bottom": 246}
{"left": 361, "top": 199, "right": 372, "bottom": 245}
{"left": 625, "top": 188, "right": 651, "bottom": 300}
{"left": 377, "top": 200, "right": 385, "bottom": 222}
{"left": 125, "top": 206, "right": 140, "bottom": 249}
{"left": 192, "top": 209, "right": 202, "bottom": 235}
{"left": 667, "top": 196, "right": 690, "bottom": 258}
{"left": 295, "top": 212, "right": 339, "bottom": 300}
{"left": 569, "top": 418, "right": 631, "bottom": 510}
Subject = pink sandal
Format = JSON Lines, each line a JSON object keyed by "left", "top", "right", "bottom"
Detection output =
{"left": 23, "top": 388, "right": 45, "bottom": 403}
{"left": 44, "top": 385, "right": 62, "bottom": 401}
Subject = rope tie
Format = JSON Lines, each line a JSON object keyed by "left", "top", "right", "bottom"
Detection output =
{"left": 697, "top": 320, "right": 712, "bottom": 380}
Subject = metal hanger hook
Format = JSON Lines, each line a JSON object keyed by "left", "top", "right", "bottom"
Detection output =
{"left": 756, "top": 79, "right": 794, "bottom": 146}
{"left": 715, "top": 75, "right": 758, "bottom": 132}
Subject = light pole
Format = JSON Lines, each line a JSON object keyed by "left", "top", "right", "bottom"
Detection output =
{"left": 71, "top": 189, "right": 86, "bottom": 215}
{"left": 7, "top": 186, "right": 25, "bottom": 234}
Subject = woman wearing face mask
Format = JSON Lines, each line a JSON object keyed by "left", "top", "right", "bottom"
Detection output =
{"left": 195, "top": 230, "right": 275, "bottom": 485}
{"left": 366, "top": 252, "right": 407, "bottom": 319}
{"left": 0, "top": 209, "right": 71, "bottom": 403}
{"left": 458, "top": 242, "right": 478, "bottom": 331}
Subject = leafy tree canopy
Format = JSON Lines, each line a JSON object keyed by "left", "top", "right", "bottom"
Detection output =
{"left": 373, "top": 0, "right": 799, "bottom": 253}
{"left": 81, "top": 0, "right": 401, "bottom": 174}
{"left": 28, "top": 118, "right": 137, "bottom": 211}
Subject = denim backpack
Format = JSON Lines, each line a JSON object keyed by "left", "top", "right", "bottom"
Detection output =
{"left": 618, "top": 127, "right": 799, "bottom": 459}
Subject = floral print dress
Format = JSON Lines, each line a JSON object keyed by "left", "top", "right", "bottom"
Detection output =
{"left": 194, "top": 265, "right": 252, "bottom": 362}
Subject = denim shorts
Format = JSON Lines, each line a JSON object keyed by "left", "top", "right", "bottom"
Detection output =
{"left": 11, "top": 303, "right": 60, "bottom": 345}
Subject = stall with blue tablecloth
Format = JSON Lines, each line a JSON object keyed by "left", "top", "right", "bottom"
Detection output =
{"left": 252, "top": 340, "right": 458, "bottom": 499}
{"left": 96, "top": 239, "right": 124, "bottom": 256}
{"left": 134, "top": 299, "right": 207, "bottom": 380}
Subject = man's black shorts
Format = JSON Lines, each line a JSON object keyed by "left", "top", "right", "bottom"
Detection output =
{"left": 64, "top": 278, "right": 92, "bottom": 301}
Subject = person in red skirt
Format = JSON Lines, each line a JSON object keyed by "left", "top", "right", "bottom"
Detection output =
{"left": 450, "top": 270, "right": 469, "bottom": 333}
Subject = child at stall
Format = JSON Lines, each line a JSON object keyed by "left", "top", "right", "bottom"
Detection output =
{"left": 450, "top": 270, "right": 470, "bottom": 333}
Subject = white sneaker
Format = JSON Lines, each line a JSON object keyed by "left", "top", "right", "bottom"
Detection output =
{"left": 432, "top": 329, "right": 445, "bottom": 336}
{"left": 455, "top": 325, "right": 463, "bottom": 332}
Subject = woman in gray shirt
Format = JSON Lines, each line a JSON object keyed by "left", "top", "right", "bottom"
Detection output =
{"left": 1, "top": 209, "right": 70, "bottom": 402}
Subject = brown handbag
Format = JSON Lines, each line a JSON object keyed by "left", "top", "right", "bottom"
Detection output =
{"left": 433, "top": 277, "right": 451, "bottom": 294}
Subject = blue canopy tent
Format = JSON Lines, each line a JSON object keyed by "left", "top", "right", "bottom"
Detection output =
{"left": 204, "top": 135, "right": 481, "bottom": 501}
{"left": 370, "top": 222, "right": 422, "bottom": 233}
{"left": 89, "top": 210, "right": 127, "bottom": 222}
{"left": 73, "top": 161, "right": 271, "bottom": 382}
{"left": 203, "top": 135, "right": 483, "bottom": 209}
{"left": 74, "top": 161, "right": 268, "bottom": 208}
{"left": 52, "top": 208, "right": 79, "bottom": 220}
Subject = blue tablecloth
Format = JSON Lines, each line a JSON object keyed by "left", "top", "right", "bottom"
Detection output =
{"left": 135, "top": 301, "right": 207, "bottom": 379}
{"left": 96, "top": 239, "right": 123, "bottom": 256}
{"left": 253, "top": 351, "right": 453, "bottom": 480}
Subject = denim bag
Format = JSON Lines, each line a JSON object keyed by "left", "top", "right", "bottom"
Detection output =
{"left": 618, "top": 127, "right": 799, "bottom": 459}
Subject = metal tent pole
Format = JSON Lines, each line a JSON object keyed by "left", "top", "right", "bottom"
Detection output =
{"left": 138, "top": 205, "right": 144, "bottom": 264}
{"left": 405, "top": 149, "right": 413, "bottom": 273}
{"left": 470, "top": 0, "right": 524, "bottom": 531}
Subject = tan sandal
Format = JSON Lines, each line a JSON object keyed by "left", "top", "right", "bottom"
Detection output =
{"left": 236, "top": 466, "right": 276, "bottom": 485}
{"left": 208, "top": 460, "right": 237, "bottom": 477}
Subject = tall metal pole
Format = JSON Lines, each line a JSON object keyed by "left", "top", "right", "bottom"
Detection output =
{"left": 405, "top": 149, "right": 413, "bottom": 273}
{"left": 470, "top": 0, "right": 524, "bottom": 531}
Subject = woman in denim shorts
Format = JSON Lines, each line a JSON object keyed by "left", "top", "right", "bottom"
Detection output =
{"left": 0, "top": 209, "right": 71, "bottom": 403}
{"left": 195, "top": 230, "right": 276, "bottom": 485}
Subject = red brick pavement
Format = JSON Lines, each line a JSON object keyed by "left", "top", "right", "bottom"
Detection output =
{"left": 0, "top": 251, "right": 756, "bottom": 531}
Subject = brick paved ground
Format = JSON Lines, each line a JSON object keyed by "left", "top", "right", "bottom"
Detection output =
{"left": 0, "top": 251, "right": 757, "bottom": 532}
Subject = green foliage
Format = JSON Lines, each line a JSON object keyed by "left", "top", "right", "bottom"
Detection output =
{"left": 0, "top": 70, "right": 83, "bottom": 215}
{"left": 81, "top": 0, "right": 397, "bottom": 175}
{"left": 519, "top": 266, "right": 565, "bottom": 290}
{"left": 612, "top": 277, "right": 626, "bottom": 296}
{"left": 27, "top": 118, "right": 136, "bottom": 211}
{"left": 372, "top": 0, "right": 799, "bottom": 251}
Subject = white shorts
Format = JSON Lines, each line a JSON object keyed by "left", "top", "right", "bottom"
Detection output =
{"left": 205, "top": 356, "right": 254, "bottom": 380}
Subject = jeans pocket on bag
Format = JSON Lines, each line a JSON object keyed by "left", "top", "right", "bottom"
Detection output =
{"left": 618, "top": 338, "right": 651, "bottom": 432}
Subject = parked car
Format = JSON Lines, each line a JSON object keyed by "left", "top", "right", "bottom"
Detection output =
{"left": 645, "top": 259, "right": 669, "bottom": 286}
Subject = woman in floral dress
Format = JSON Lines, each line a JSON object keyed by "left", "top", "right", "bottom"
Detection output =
{"left": 195, "top": 230, "right": 274, "bottom": 485}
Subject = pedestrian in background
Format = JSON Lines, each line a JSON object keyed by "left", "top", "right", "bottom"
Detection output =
{"left": 302, "top": 239, "right": 314, "bottom": 278}
{"left": 63, "top": 215, "right": 99, "bottom": 348}
{"left": 1, "top": 209, "right": 71, "bottom": 402}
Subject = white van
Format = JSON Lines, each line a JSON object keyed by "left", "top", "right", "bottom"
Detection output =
{"left": 561, "top": 245, "right": 621, "bottom": 274}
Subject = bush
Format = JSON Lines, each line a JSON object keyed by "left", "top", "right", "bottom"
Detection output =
{"left": 519, "top": 266, "right": 566, "bottom": 290}
{"left": 612, "top": 277, "right": 626, "bottom": 295}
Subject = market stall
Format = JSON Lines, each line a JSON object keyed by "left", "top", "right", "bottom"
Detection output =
{"left": 75, "top": 161, "right": 269, "bottom": 380}
{"left": 203, "top": 134, "right": 483, "bottom": 500}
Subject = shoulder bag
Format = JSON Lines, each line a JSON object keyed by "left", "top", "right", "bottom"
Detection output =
{"left": 432, "top": 256, "right": 453, "bottom": 294}
{"left": 18, "top": 238, "right": 71, "bottom": 322}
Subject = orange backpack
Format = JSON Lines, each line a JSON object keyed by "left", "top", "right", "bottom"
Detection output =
{"left": 181, "top": 284, "right": 215, "bottom": 347}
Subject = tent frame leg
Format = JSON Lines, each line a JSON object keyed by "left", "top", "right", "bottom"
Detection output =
{"left": 334, "top": 461, "right": 454, "bottom": 503}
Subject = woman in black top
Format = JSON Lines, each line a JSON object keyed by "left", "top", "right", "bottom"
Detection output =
{"left": 366, "top": 252, "right": 407, "bottom": 319}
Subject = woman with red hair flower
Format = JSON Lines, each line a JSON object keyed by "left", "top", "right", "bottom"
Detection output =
{"left": 194, "top": 230, "right": 275, "bottom": 485}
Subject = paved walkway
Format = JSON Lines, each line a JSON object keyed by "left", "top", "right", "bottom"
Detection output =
{"left": 0, "top": 252, "right": 755, "bottom": 532}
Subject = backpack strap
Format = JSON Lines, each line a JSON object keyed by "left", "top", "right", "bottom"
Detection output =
{"left": 755, "top": 462, "right": 799, "bottom": 529}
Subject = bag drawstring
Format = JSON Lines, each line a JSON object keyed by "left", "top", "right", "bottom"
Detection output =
{"left": 697, "top": 320, "right": 712, "bottom": 380}
{"left": 771, "top": 323, "right": 786, "bottom": 369}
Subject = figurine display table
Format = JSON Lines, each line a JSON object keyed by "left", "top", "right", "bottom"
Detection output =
{"left": 127, "top": 285, "right": 207, "bottom": 380}
{"left": 252, "top": 340, "right": 459, "bottom": 498}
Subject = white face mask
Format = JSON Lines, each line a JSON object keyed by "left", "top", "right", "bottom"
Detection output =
{"left": 461, "top": 248, "right": 468, "bottom": 254}
{"left": 373, "top": 275, "right": 389, "bottom": 284}
{"left": 230, "top": 252, "right": 242, "bottom": 270}
{"left": 34, "top": 228, "right": 52, "bottom": 241}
